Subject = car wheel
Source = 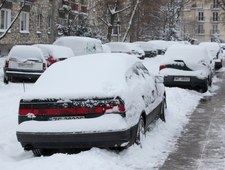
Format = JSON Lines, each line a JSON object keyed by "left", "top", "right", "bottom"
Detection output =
{"left": 160, "top": 99, "right": 166, "bottom": 122}
{"left": 32, "top": 149, "right": 45, "bottom": 157}
{"left": 208, "top": 77, "right": 212, "bottom": 87}
{"left": 3, "top": 76, "right": 8, "bottom": 84}
{"left": 135, "top": 115, "right": 145, "bottom": 146}
{"left": 201, "top": 81, "right": 208, "bottom": 93}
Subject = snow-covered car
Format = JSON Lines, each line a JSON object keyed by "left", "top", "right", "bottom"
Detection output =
{"left": 148, "top": 40, "right": 169, "bottom": 55}
{"left": 33, "top": 44, "right": 74, "bottom": 66}
{"left": 3, "top": 45, "right": 47, "bottom": 84}
{"left": 133, "top": 41, "right": 157, "bottom": 58}
{"left": 102, "top": 44, "right": 111, "bottom": 53}
{"left": 159, "top": 45, "right": 213, "bottom": 93}
{"left": 105, "top": 42, "right": 145, "bottom": 59}
{"left": 199, "top": 42, "right": 223, "bottom": 69}
{"left": 53, "top": 36, "right": 103, "bottom": 56}
{"left": 16, "top": 53, "right": 166, "bottom": 156}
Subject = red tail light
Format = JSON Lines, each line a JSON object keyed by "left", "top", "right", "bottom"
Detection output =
{"left": 43, "top": 63, "right": 47, "bottom": 70}
{"left": 19, "top": 98, "right": 125, "bottom": 117}
{"left": 47, "top": 56, "right": 58, "bottom": 66}
{"left": 159, "top": 65, "right": 167, "bottom": 70}
{"left": 19, "top": 104, "right": 125, "bottom": 116}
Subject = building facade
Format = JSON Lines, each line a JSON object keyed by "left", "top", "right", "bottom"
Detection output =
{"left": 0, "top": 0, "right": 88, "bottom": 55}
{"left": 181, "top": 0, "right": 225, "bottom": 43}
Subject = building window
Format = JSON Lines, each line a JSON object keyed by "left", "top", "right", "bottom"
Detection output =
{"left": 0, "top": 9, "right": 11, "bottom": 32}
{"left": 198, "top": 12, "right": 204, "bottom": 21}
{"left": 20, "top": 12, "right": 29, "bottom": 33}
{"left": 36, "top": 14, "right": 42, "bottom": 31}
{"left": 212, "top": 12, "right": 218, "bottom": 21}
{"left": 197, "top": 25, "right": 204, "bottom": 34}
{"left": 213, "top": 0, "right": 219, "bottom": 8}
{"left": 211, "top": 24, "right": 219, "bottom": 34}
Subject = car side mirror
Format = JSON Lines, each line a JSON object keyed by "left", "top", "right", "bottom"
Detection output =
{"left": 155, "top": 75, "right": 164, "bottom": 83}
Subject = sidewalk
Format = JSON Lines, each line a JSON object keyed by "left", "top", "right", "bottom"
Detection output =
{"left": 159, "top": 70, "right": 225, "bottom": 170}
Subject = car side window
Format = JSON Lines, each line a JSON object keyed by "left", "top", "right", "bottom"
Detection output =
{"left": 126, "top": 62, "right": 149, "bottom": 81}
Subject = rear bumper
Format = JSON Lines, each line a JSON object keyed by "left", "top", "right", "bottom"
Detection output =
{"left": 4, "top": 68, "right": 43, "bottom": 80}
{"left": 164, "top": 76, "right": 207, "bottom": 89}
{"left": 16, "top": 125, "right": 138, "bottom": 149}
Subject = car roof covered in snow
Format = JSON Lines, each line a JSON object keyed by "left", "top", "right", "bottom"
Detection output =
{"left": 163, "top": 45, "right": 210, "bottom": 64}
{"left": 22, "top": 53, "right": 140, "bottom": 100}
{"left": 8, "top": 45, "right": 45, "bottom": 61}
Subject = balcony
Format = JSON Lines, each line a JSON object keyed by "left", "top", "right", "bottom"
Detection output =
{"left": 80, "top": 6, "right": 87, "bottom": 14}
{"left": 72, "top": 4, "right": 79, "bottom": 11}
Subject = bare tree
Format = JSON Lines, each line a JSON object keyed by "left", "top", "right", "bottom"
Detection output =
{"left": 161, "top": 0, "right": 190, "bottom": 40}
{"left": 219, "top": 0, "right": 225, "bottom": 10}
{"left": 122, "top": 0, "right": 141, "bottom": 42}
{"left": 96, "top": 0, "right": 130, "bottom": 42}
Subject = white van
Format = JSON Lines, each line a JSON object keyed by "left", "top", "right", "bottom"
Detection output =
{"left": 53, "top": 36, "right": 103, "bottom": 56}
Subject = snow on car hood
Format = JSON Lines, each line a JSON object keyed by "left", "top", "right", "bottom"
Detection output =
{"left": 22, "top": 53, "right": 139, "bottom": 100}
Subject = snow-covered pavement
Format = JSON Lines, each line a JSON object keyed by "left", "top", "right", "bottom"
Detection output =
{"left": 0, "top": 56, "right": 220, "bottom": 170}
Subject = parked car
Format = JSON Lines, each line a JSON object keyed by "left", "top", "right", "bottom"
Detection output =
{"left": 53, "top": 36, "right": 103, "bottom": 56}
{"left": 105, "top": 42, "right": 145, "bottom": 59}
{"left": 159, "top": 45, "right": 213, "bottom": 93}
{"left": 199, "top": 42, "right": 223, "bottom": 69}
{"left": 148, "top": 40, "right": 169, "bottom": 55}
{"left": 16, "top": 53, "right": 166, "bottom": 156}
{"left": 133, "top": 41, "right": 157, "bottom": 58}
{"left": 33, "top": 44, "right": 74, "bottom": 66}
{"left": 3, "top": 45, "right": 47, "bottom": 84}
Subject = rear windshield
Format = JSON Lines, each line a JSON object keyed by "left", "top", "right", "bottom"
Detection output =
{"left": 9, "top": 46, "right": 43, "bottom": 61}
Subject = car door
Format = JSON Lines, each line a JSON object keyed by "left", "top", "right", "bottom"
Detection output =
{"left": 126, "top": 62, "right": 158, "bottom": 120}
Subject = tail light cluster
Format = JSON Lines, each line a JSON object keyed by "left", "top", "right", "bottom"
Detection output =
{"left": 43, "top": 63, "right": 47, "bottom": 70}
{"left": 19, "top": 98, "right": 126, "bottom": 117}
{"left": 159, "top": 65, "right": 167, "bottom": 70}
{"left": 47, "top": 55, "right": 58, "bottom": 66}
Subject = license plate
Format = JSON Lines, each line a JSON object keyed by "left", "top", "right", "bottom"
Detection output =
{"left": 49, "top": 116, "right": 85, "bottom": 121}
{"left": 174, "top": 77, "right": 190, "bottom": 82}
{"left": 18, "top": 63, "right": 33, "bottom": 68}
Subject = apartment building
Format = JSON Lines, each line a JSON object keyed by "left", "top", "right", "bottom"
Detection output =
{"left": 0, "top": 0, "right": 88, "bottom": 55}
{"left": 181, "top": 0, "right": 225, "bottom": 43}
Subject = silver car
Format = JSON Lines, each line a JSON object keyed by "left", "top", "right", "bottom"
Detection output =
{"left": 3, "top": 45, "right": 47, "bottom": 83}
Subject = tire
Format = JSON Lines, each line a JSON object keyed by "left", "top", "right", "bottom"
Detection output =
{"left": 208, "top": 77, "right": 212, "bottom": 87}
{"left": 32, "top": 149, "right": 45, "bottom": 157}
{"left": 135, "top": 115, "right": 145, "bottom": 146}
{"left": 201, "top": 81, "right": 208, "bottom": 93}
{"left": 3, "top": 76, "right": 8, "bottom": 84}
{"left": 160, "top": 99, "right": 166, "bottom": 122}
